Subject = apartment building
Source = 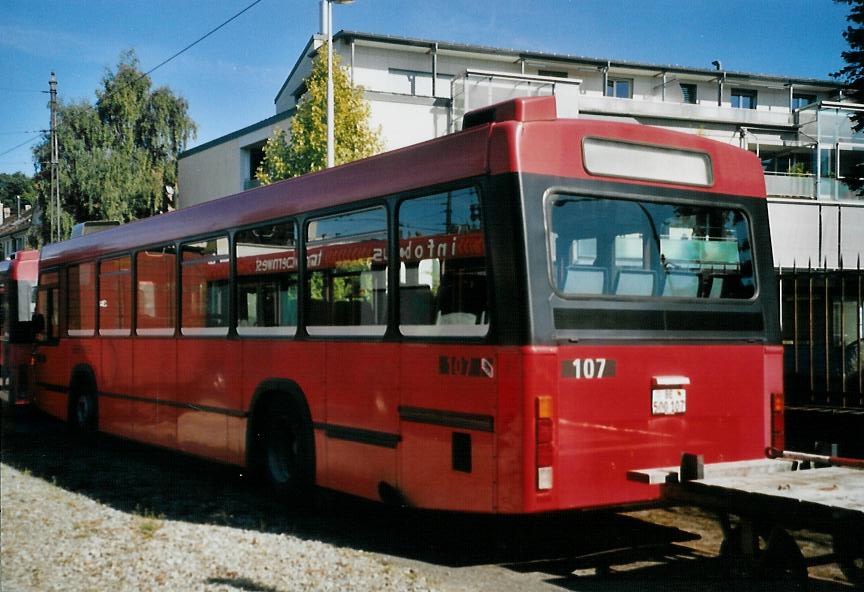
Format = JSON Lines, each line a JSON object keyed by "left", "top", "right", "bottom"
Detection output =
{"left": 177, "top": 31, "right": 864, "bottom": 267}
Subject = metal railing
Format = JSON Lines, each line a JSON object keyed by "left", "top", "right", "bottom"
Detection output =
{"left": 779, "top": 258, "right": 863, "bottom": 410}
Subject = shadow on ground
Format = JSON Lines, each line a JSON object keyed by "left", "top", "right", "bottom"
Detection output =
{"left": 0, "top": 408, "right": 851, "bottom": 591}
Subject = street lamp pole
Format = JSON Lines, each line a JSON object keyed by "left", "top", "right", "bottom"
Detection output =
{"left": 324, "top": 0, "right": 354, "bottom": 169}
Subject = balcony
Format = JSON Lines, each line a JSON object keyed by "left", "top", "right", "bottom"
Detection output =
{"left": 764, "top": 172, "right": 814, "bottom": 199}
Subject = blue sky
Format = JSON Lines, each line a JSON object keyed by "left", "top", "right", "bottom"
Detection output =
{"left": 0, "top": 0, "right": 850, "bottom": 175}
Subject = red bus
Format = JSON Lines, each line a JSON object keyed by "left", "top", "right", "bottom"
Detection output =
{"left": 0, "top": 249, "right": 38, "bottom": 408}
{"left": 31, "top": 96, "right": 781, "bottom": 513}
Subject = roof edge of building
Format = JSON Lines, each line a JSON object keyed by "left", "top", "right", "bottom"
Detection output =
{"left": 180, "top": 109, "right": 296, "bottom": 160}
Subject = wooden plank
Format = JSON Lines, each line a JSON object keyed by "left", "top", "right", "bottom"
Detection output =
{"left": 628, "top": 458, "right": 798, "bottom": 485}
{"left": 692, "top": 467, "right": 864, "bottom": 514}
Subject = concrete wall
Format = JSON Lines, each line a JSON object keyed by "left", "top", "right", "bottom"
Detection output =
{"left": 178, "top": 117, "right": 290, "bottom": 208}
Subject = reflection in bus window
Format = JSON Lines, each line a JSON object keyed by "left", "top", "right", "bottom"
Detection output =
{"left": 236, "top": 222, "right": 297, "bottom": 336}
{"left": 306, "top": 208, "right": 388, "bottom": 336}
{"left": 99, "top": 257, "right": 132, "bottom": 336}
{"left": 181, "top": 237, "right": 229, "bottom": 335}
{"left": 68, "top": 262, "right": 96, "bottom": 336}
{"left": 548, "top": 195, "right": 755, "bottom": 299}
{"left": 398, "top": 187, "right": 488, "bottom": 337}
{"left": 136, "top": 246, "right": 176, "bottom": 336}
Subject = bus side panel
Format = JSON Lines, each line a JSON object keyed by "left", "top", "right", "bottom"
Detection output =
{"left": 493, "top": 347, "right": 528, "bottom": 514}
{"left": 175, "top": 339, "right": 241, "bottom": 462}
{"left": 240, "top": 340, "right": 326, "bottom": 472}
{"left": 525, "top": 344, "right": 771, "bottom": 512}
{"left": 131, "top": 338, "right": 177, "bottom": 449}
{"left": 99, "top": 338, "right": 134, "bottom": 438}
{"left": 398, "top": 343, "right": 498, "bottom": 512}
{"left": 323, "top": 342, "right": 399, "bottom": 501}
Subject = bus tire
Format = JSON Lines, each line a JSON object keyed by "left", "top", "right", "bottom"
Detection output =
{"left": 69, "top": 383, "right": 98, "bottom": 434}
{"left": 257, "top": 397, "right": 314, "bottom": 500}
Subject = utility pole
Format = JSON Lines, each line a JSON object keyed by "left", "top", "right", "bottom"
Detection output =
{"left": 49, "top": 72, "right": 60, "bottom": 242}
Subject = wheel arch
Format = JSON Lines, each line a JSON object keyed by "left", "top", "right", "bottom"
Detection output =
{"left": 245, "top": 378, "right": 316, "bottom": 473}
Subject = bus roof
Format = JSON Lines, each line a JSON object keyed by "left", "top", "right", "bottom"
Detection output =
{"left": 40, "top": 96, "right": 765, "bottom": 267}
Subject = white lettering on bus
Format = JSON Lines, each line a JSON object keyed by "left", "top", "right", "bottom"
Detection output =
{"left": 255, "top": 256, "right": 296, "bottom": 273}
{"left": 399, "top": 236, "right": 459, "bottom": 261}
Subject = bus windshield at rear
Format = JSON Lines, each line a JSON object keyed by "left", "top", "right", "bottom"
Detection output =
{"left": 548, "top": 194, "right": 755, "bottom": 300}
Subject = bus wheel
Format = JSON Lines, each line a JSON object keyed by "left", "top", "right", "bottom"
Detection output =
{"left": 260, "top": 400, "right": 313, "bottom": 500}
{"left": 71, "top": 389, "right": 98, "bottom": 432}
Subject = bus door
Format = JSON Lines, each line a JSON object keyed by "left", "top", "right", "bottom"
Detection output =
{"left": 33, "top": 271, "right": 67, "bottom": 418}
{"left": 176, "top": 237, "right": 240, "bottom": 462}
{"left": 306, "top": 207, "right": 399, "bottom": 500}
{"left": 395, "top": 187, "right": 499, "bottom": 512}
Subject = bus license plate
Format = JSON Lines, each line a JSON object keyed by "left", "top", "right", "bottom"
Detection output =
{"left": 651, "top": 388, "right": 686, "bottom": 415}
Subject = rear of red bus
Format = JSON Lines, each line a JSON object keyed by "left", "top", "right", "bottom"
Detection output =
{"left": 482, "top": 100, "right": 781, "bottom": 513}
{"left": 0, "top": 250, "right": 39, "bottom": 407}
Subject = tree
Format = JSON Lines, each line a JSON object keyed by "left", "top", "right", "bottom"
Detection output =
{"left": 0, "top": 173, "right": 36, "bottom": 216}
{"left": 31, "top": 50, "right": 196, "bottom": 244}
{"left": 256, "top": 44, "right": 382, "bottom": 184}
{"left": 834, "top": 0, "right": 864, "bottom": 192}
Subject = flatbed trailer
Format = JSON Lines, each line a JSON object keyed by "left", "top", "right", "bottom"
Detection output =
{"left": 628, "top": 451, "right": 864, "bottom": 584}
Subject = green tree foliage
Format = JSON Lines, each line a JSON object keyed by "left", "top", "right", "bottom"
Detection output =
{"left": 834, "top": 0, "right": 864, "bottom": 191}
{"left": 257, "top": 44, "right": 382, "bottom": 184}
{"left": 0, "top": 173, "right": 36, "bottom": 215}
{"left": 31, "top": 51, "right": 196, "bottom": 243}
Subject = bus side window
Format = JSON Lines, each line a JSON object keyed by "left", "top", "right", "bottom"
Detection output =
{"left": 235, "top": 222, "right": 297, "bottom": 337}
{"left": 35, "top": 271, "right": 60, "bottom": 342}
{"left": 136, "top": 246, "right": 176, "bottom": 336}
{"left": 99, "top": 257, "right": 132, "bottom": 337}
{"left": 398, "top": 187, "right": 488, "bottom": 337}
{"left": 68, "top": 262, "right": 97, "bottom": 337}
{"left": 306, "top": 207, "right": 388, "bottom": 337}
{"left": 180, "top": 237, "right": 230, "bottom": 336}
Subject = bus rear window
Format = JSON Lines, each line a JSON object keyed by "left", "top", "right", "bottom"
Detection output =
{"left": 548, "top": 194, "right": 755, "bottom": 300}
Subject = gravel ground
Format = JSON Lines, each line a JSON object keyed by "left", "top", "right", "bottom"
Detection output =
{"left": 0, "top": 463, "right": 437, "bottom": 592}
{"left": 0, "top": 409, "right": 855, "bottom": 591}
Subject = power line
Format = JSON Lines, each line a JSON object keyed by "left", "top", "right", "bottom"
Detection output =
{"left": 0, "top": 133, "right": 42, "bottom": 158}
{"left": 0, "top": 130, "right": 48, "bottom": 135}
{"left": 0, "top": 87, "right": 46, "bottom": 94}
{"left": 102, "top": 0, "right": 265, "bottom": 100}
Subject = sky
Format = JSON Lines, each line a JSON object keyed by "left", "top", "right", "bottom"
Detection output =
{"left": 0, "top": 0, "right": 851, "bottom": 176}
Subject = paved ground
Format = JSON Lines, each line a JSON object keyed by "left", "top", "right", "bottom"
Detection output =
{"left": 0, "top": 407, "right": 856, "bottom": 591}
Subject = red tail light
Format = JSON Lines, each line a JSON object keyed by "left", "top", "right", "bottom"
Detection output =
{"left": 536, "top": 396, "right": 554, "bottom": 490}
{"left": 770, "top": 391, "right": 785, "bottom": 451}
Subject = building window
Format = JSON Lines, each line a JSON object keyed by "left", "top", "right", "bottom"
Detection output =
{"left": 246, "top": 144, "right": 265, "bottom": 189}
{"left": 731, "top": 88, "right": 757, "bottom": 110}
{"left": 389, "top": 68, "right": 453, "bottom": 97}
{"left": 538, "top": 69, "right": 568, "bottom": 79}
{"left": 680, "top": 83, "right": 697, "bottom": 104}
{"left": 792, "top": 93, "right": 816, "bottom": 110}
{"left": 606, "top": 78, "right": 632, "bottom": 99}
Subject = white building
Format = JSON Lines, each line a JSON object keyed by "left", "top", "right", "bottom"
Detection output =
{"left": 177, "top": 31, "right": 864, "bottom": 267}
